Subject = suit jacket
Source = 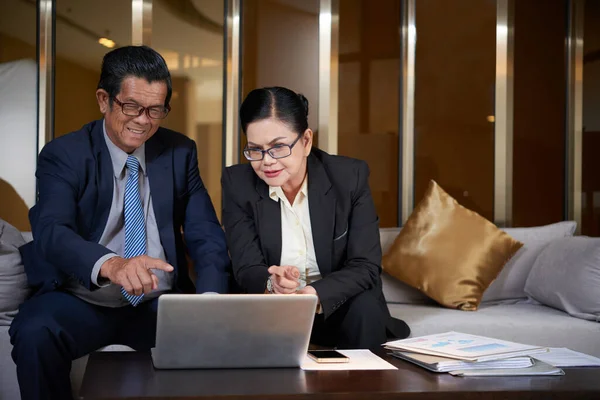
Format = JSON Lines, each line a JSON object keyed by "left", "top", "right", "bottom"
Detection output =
{"left": 221, "top": 148, "right": 391, "bottom": 320}
{"left": 21, "top": 119, "right": 230, "bottom": 296}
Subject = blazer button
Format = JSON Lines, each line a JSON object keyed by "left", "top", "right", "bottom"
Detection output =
{"left": 52, "top": 280, "right": 59, "bottom": 288}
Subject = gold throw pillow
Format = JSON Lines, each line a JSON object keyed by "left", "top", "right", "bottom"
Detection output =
{"left": 382, "top": 180, "right": 523, "bottom": 311}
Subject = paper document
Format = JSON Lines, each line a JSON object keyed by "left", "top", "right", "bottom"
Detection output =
{"left": 449, "top": 360, "right": 564, "bottom": 376}
{"left": 301, "top": 350, "right": 397, "bottom": 371}
{"left": 391, "top": 351, "right": 533, "bottom": 373}
{"left": 532, "top": 348, "right": 600, "bottom": 368}
{"left": 384, "top": 332, "right": 547, "bottom": 362}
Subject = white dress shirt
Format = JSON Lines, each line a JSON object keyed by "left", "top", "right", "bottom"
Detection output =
{"left": 269, "top": 176, "right": 322, "bottom": 284}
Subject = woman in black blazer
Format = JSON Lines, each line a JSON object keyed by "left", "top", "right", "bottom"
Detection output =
{"left": 221, "top": 87, "right": 410, "bottom": 349}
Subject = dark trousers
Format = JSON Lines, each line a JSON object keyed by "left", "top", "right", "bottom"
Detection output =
{"left": 310, "top": 289, "right": 402, "bottom": 350}
{"left": 9, "top": 290, "right": 158, "bottom": 400}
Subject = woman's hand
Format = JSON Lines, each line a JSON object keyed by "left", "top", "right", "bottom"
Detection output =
{"left": 297, "top": 285, "right": 316, "bottom": 296}
{"left": 267, "top": 265, "right": 301, "bottom": 294}
{"left": 297, "top": 285, "right": 321, "bottom": 314}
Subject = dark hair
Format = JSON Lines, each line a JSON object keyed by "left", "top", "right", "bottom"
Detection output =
{"left": 97, "top": 45, "right": 172, "bottom": 107}
{"left": 239, "top": 87, "right": 309, "bottom": 135}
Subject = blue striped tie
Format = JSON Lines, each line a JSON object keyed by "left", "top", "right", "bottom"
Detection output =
{"left": 121, "top": 155, "right": 146, "bottom": 307}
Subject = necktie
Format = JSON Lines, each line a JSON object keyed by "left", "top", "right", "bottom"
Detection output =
{"left": 121, "top": 155, "right": 146, "bottom": 307}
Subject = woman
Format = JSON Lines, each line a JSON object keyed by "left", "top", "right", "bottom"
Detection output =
{"left": 221, "top": 86, "right": 410, "bottom": 349}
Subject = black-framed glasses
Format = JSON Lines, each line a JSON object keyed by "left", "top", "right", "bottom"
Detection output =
{"left": 243, "top": 134, "right": 303, "bottom": 161}
{"left": 111, "top": 97, "right": 170, "bottom": 120}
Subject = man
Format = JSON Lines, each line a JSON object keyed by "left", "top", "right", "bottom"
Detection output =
{"left": 9, "top": 45, "right": 230, "bottom": 400}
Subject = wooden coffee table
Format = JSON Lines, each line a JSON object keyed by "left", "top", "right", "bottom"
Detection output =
{"left": 79, "top": 351, "right": 600, "bottom": 400}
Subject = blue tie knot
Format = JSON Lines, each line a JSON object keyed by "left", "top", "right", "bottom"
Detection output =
{"left": 126, "top": 155, "right": 139, "bottom": 173}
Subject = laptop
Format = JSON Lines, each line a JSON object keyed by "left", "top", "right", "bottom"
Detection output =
{"left": 151, "top": 293, "right": 318, "bottom": 369}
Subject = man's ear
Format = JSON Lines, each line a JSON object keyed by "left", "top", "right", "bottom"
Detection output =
{"left": 96, "top": 89, "right": 110, "bottom": 114}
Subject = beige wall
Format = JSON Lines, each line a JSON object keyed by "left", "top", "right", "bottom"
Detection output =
{"left": 255, "top": 0, "right": 319, "bottom": 131}
{"left": 54, "top": 57, "right": 102, "bottom": 137}
{"left": 162, "top": 76, "right": 190, "bottom": 135}
{"left": 414, "top": 0, "right": 496, "bottom": 222}
{"left": 338, "top": 0, "right": 401, "bottom": 227}
{"left": 243, "top": 0, "right": 319, "bottom": 128}
{"left": 162, "top": 74, "right": 223, "bottom": 220}
{"left": 0, "top": 32, "right": 34, "bottom": 62}
{"left": 0, "top": 178, "right": 30, "bottom": 231}
{"left": 193, "top": 123, "right": 223, "bottom": 218}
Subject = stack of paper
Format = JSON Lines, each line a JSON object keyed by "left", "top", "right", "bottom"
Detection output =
{"left": 448, "top": 360, "right": 564, "bottom": 376}
{"left": 384, "top": 332, "right": 564, "bottom": 376}
{"left": 390, "top": 351, "right": 534, "bottom": 373}
{"left": 532, "top": 348, "right": 600, "bottom": 367}
{"left": 384, "top": 331, "right": 548, "bottom": 362}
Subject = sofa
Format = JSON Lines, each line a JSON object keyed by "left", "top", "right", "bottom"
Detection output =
{"left": 2, "top": 222, "right": 599, "bottom": 399}
{"left": 380, "top": 224, "right": 600, "bottom": 358}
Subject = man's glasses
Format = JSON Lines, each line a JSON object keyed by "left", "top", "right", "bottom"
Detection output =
{"left": 111, "top": 97, "right": 170, "bottom": 120}
{"left": 243, "top": 134, "right": 303, "bottom": 161}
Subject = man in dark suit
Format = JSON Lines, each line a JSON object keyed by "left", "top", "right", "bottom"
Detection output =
{"left": 9, "top": 45, "right": 230, "bottom": 400}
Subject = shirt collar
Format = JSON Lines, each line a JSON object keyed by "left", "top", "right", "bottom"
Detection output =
{"left": 102, "top": 119, "right": 146, "bottom": 178}
{"left": 269, "top": 174, "right": 308, "bottom": 204}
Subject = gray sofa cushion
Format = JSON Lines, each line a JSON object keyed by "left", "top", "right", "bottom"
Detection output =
{"left": 0, "top": 219, "right": 30, "bottom": 325}
{"left": 482, "top": 221, "right": 577, "bottom": 304}
{"left": 525, "top": 237, "right": 600, "bottom": 322}
{"left": 21, "top": 232, "right": 32, "bottom": 243}
{"left": 388, "top": 302, "right": 600, "bottom": 357}
{"left": 380, "top": 227, "right": 401, "bottom": 255}
{"left": 0, "top": 326, "right": 20, "bottom": 400}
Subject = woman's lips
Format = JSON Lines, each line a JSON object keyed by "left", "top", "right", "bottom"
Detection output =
{"left": 264, "top": 169, "right": 282, "bottom": 178}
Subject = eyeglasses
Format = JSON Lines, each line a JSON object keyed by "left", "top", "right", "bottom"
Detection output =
{"left": 243, "top": 134, "right": 302, "bottom": 161}
{"left": 111, "top": 97, "right": 170, "bottom": 120}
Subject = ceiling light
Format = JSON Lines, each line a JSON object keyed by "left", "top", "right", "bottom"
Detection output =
{"left": 98, "top": 38, "right": 116, "bottom": 48}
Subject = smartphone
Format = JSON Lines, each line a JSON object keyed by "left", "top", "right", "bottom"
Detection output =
{"left": 307, "top": 350, "right": 349, "bottom": 363}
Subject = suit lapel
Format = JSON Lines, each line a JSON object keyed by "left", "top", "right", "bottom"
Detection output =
{"left": 146, "top": 132, "right": 176, "bottom": 265}
{"left": 307, "top": 154, "right": 336, "bottom": 276}
{"left": 255, "top": 178, "right": 282, "bottom": 266}
{"left": 90, "top": 121, "right": 114, "bottom": 242}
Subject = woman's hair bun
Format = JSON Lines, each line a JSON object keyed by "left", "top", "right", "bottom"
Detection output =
{"left": 298, "top": 93, "right": 309, "bottom": 118}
